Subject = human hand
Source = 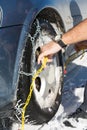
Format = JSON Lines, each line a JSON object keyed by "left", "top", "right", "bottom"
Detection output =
{"left": 38, "top": 41, "right": 62, "bottom": 64}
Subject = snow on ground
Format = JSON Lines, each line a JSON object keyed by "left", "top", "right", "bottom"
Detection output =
{"left": 12, "top": 50, "right": 87, "bottom": 130}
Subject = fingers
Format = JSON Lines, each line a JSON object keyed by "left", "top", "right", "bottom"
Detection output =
{"left": 38, "top": 51, "right": 48, "bottom": 64}
{"left": 37, "top": 41, "right": 62, "bottom": 64}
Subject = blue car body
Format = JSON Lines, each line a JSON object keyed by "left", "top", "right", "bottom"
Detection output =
{"left": 0, "top": 0, "right": 87, "bottom": 122}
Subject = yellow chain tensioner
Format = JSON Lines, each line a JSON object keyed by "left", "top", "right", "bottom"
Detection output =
{"left": 21, "top": 57, "right": 48, "bottom": 130}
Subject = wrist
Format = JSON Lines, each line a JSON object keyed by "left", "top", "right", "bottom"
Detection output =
{"left": 54, "top": 35, "right": 67, "bottom": 48}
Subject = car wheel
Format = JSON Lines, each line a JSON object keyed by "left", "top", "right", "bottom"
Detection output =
{"left": 15, "top": 18, "right": 63, "bottom": 125}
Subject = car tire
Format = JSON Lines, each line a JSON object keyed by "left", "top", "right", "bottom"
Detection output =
{"left": 15, "top": 18, "right": 63, "bottom": 125}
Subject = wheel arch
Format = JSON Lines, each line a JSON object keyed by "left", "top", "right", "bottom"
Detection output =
{"left": 12, "top": 7, "right": 64, "bottom": 102}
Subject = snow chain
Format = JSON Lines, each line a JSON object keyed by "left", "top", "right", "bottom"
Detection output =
{"left": 21, "top": 57, "right": 48, "bottom": 130}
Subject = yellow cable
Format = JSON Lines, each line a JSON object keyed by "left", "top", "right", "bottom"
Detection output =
{"left": 21, "top": 57, "right": 48, "bottom": 130}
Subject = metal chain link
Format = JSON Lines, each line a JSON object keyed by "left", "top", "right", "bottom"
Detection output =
{"left": 18, "top": 71, "right": 33, "bottom": 77}
{"left": 19, "top": 19, "right": 41, "bottom": 77}
{"left": 15, "top": 19, "right": 42, "bottom": 123}
{"left": 28, "top": 19, "right": 41, "bottom": 46}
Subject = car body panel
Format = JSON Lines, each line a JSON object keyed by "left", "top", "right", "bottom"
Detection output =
{"left": 0, "top": 0, "right": 87, "bottom": 28}
{"left": 0, "top": 0, "right": 87, "bottom": 108}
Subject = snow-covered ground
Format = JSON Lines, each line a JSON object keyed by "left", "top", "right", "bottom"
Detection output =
{"left": 12, "top": 49, "right": 87, "bottom": 130}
